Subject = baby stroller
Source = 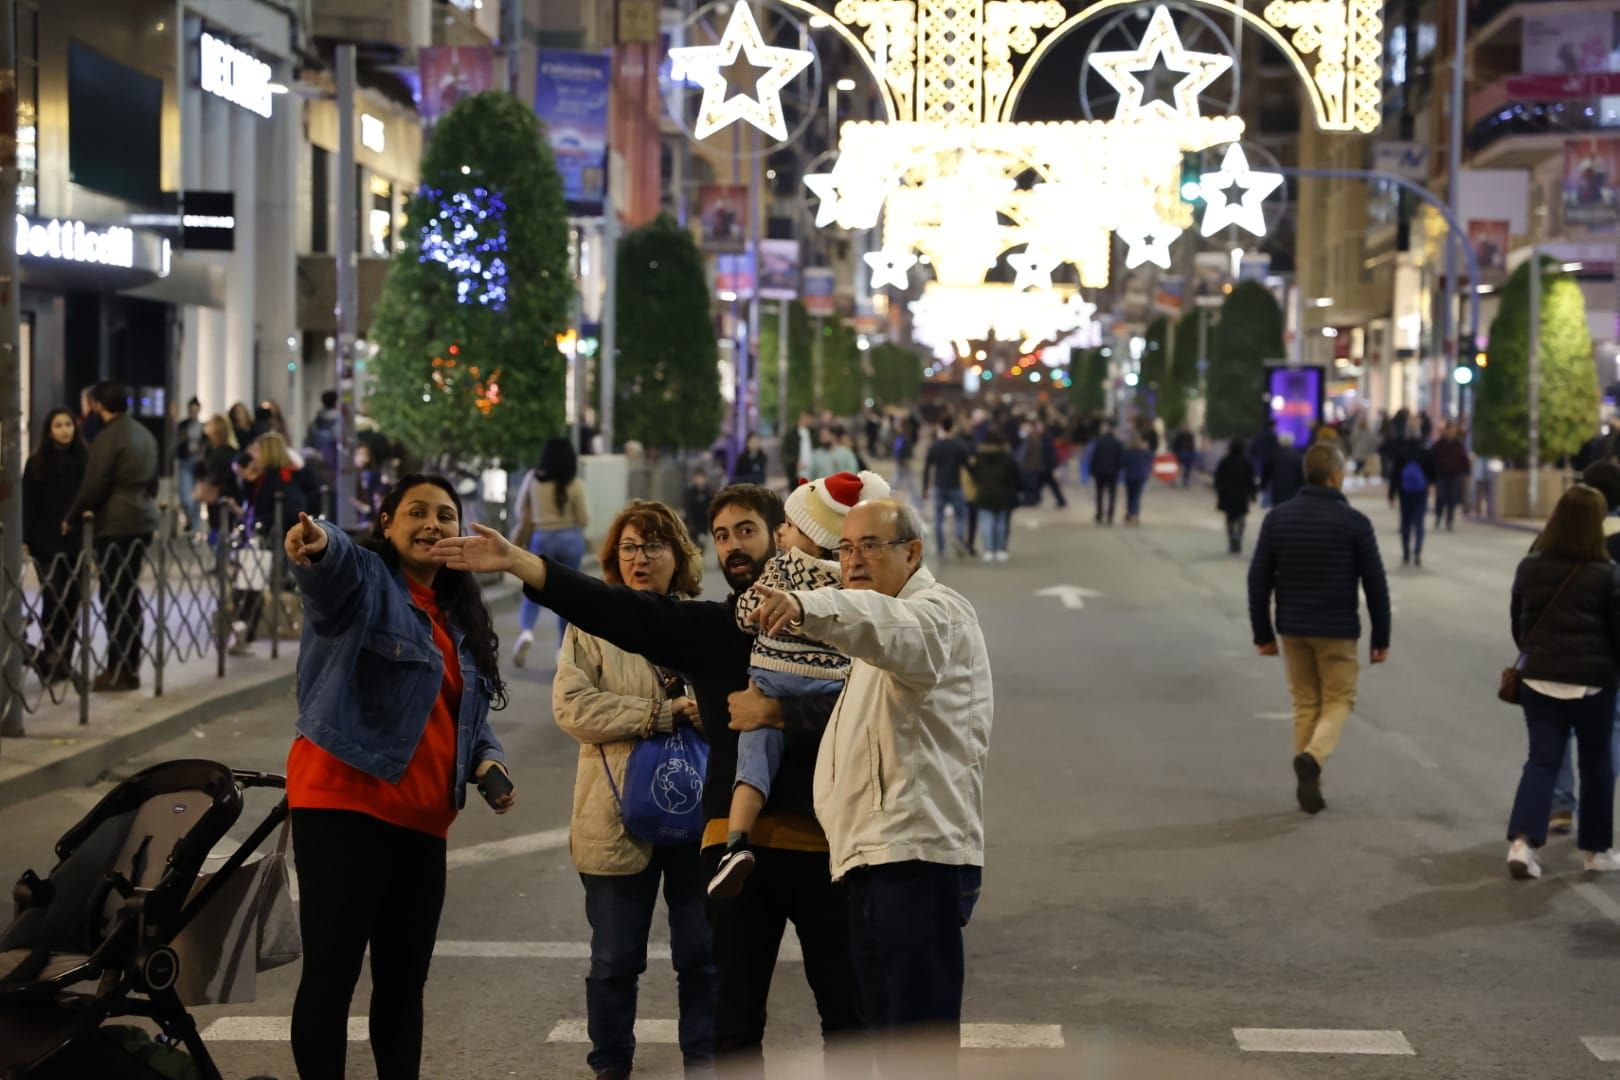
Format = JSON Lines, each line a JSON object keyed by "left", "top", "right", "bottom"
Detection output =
{"left": 0, "top": 759, "right": 291, "bottom": 1079}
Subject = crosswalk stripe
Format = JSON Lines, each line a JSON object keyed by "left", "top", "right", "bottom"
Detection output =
{"left": 546, "top": 1020, "right": 1063, "bottom": 1049}
{"left": 435, "top": 939, "right": 804, "bottom": 962}
{"left": 445, "top": 827, "right": 571, "bottom": 869}
{"left": 201, "top": 1016, "right": 366, "bottom": 1042}
{"left": 1582, "top": 1036, "right": 1620, "bottom": 1061}
{"left": 1234, "top": 1028, "right": 1415, "bottom": 1055}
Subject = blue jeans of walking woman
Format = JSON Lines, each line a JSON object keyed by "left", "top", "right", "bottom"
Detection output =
{"left": 581, "top": 845, "right": 717, "bottom": 1075}
{"left": 1397, "top": 490, "right": 1426, "bottom": 562}
{"left": 1550, "top": 691, "right": 1620, "bottom": 818}
{"left": 1508, "top": 685, "right": 1617, "bottom": 851}
{"left": 519, "top": 527, "right": 586, "bottom": 640}
{"left": 977, "top": 508, "right": 1010, "bottom": 554}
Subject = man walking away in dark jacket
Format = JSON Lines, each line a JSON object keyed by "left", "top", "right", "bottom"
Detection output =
{"left": 67, "top": 381, "right": 160, "bottom": 692}
{"left": 1263, "top": 434, "right": 1305, "bottom": 506}
{"left": 923, "top": 417, "right": 974, "bottom": 557}
{"left": 1090, "top": 422, "right": 1124, "bottom": 525}
{"left": 1248, "top": 443, "right": 1391, "bottom": 814}
{"left": 1431, "top": 424, "right": 1470, "bottom": 531}
{"left": 1214, "top": 438, "right": 1257, "bottom": 554}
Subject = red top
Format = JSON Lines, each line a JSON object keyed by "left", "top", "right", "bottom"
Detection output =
{"left": 287, "top": 578, "right": 463, "bottom": 838}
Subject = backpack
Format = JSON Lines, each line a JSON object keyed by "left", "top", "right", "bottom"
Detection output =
{"left": 602, "top": 725, "right": 710, "bottom": 846}
{"left": 1400, "top": 460, "right": 1427, "bottom": 494}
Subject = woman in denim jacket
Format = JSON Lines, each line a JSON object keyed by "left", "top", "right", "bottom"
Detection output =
{"left": 281, "top": 474, "right": 514, "bottom": 1080}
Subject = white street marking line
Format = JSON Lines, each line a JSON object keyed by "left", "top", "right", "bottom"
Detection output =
{"left": 1234, "top": 1029, "right": 1414, "bottom": 1055}
{"left": 1380, "top": 730, "right": 1441, "bottom": 770}
{"left": 547, "top": 1020, "right": 1061, "bottom": 1048}
{"left": 1571, "top": 882, "right": 1620, "bottom": 926}
{"left": 1582, "top": 1036, "right": 1620, "bottom": 1061}
{"left": 1035, "top": 585, "right": 1102, "bottom": 610}
{"left": 202, "top": 1016, "right": 366, "bottom": 1041}
{"left": 1253, "top": 712, "right": 1294, "bottom": 721}
{"left": 435, "top": 940, "right": 804, "bottom": 962}
{"left": 446, "top": 826, "right": 570, "bottom": 869}
{"left": 961, "top": 1024, "right": 1065, "bottom": 1049}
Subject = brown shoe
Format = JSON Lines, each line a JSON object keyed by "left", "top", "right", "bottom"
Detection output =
{"left": 92, "top": 669, "right": 140, "bottom": 693}
{"left": 1550, "top": 811, "right": 1574, "bottom": 836}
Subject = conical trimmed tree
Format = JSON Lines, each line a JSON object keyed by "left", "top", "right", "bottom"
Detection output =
{"left": 368, "top": 92, "right": 571, "bottom": 466}
{"left": 1207, "top": 282, "right": 1279, "bottom": 439}
{"left": 1163, "top": 309, "right": 1201, "bottom": 429}
{"left": 1475, "top": 257, "right": 1599, "bottom": 465}
{"left": 612, "top": 214, "right": 723, "bottom": 449}
{"left": 869, "top": 343, "right": 923, "bottom": 408}
{"left": 1068, "top": 347, "right": 1106, "bottom": 415}
{"left": 758, "top": 300, "right": 814, "bottom": 430}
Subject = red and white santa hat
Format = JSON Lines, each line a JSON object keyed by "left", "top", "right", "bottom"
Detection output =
{"left": 784, "top": 470, "right": 893, "bottom": 551}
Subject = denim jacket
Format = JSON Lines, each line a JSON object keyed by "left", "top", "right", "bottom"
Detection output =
{"left": 291, "top": 522, "right": 505, "bottom": 809}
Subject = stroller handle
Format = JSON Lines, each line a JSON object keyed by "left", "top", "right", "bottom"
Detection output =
{"left": 231, "top": 769, "right": 287, "bottom": 790}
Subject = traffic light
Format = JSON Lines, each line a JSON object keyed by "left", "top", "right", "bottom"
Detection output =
{"left": 1179, "top": 151, "right": 1203, "bottom": 203}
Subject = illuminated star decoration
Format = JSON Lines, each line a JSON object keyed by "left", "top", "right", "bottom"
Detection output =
{"left": 1007, "top": 249, "right": 1062, "bottom": 291}
{"left": 1198, "top": 143, "right": 1284, "bottom": 237}
{"left": 1115, "top": 219, "right": 1182, "bottom": 270}
{"left": 669, "top": 2, "right": 813, "bottom": 142}
{"left": 865, "top": 249, "right": 918, "bottom": 290}
{"left": 804, "top": 170, "right": 893, "bottom": 229}
{"left": 1089, "top": 6, "right": 1233, "bottom": 124}
{"left": 1065, "top": 294, "right": 1099, "bottom": 325}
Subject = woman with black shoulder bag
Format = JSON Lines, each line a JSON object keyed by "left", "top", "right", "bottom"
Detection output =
{"left": 1505, "top": 484, "right": 1620, "bottom": 880}
{"left": 552, "top": 500, "right": 716, "bottom": 1079}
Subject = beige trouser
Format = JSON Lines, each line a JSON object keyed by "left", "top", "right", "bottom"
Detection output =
{"left": 1280, "top": 635, "right": 1361, "bottom": 763}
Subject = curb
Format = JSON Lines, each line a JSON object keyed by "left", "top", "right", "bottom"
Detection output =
{"left": 0, "top": 581, "right": 525, "bottom": 813}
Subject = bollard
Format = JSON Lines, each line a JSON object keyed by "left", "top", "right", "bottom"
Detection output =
{"left": 78, "top": 513, "right": 93, "bottom": 726}
{"left": 269, "top": 493, "right": 284, "bottom": 660}
{"left": 154, "top": 503, "right": 168, "bottom": 697}
{"left": 214, "top": 504, "right": 232, "bottom": 679}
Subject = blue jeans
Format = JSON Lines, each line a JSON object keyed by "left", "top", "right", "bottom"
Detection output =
{"left": 519, "top": 527, "right": 586, "bottom": 639}
{"left": 1550, "top": 691, "right": 1620, "bottom": 815}
{"left": 1124, "top": 478, "right": 1146, "bottom": 520}
{"left": 847, "top": 862, "right": 982, "bottom": 1036}
{"left": 933, "top": 488, "right": 969, "bottom": 555}
{"left": 1178, "top": 452, "right": 1196, "bottom": 487}
{"left": 1078, "top": 444, "right": 1092, "bottom": 486}
{"left": 1397, "top": 490, "right": 1426, "bottom": 561}
{"left": 740, "top": 670, "right": 843, "bottom": 797}
{"left": 580, "top": 845, "right": 717, "bottom": 1072}
{"left": 977, "top": 508, "right": 1010, "bottom": 553}
{"left": 1508, "top": 685, "right": 1617, "bottom": 851}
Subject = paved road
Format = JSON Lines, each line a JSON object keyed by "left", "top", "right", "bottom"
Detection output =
{"left": 4, "top": 481, "right": 1618, "bottom": 1078}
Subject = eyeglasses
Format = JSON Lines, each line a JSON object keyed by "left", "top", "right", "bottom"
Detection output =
{"left": 617, "top": 540, "right": 668, "bottom": 561}
{"left": 836, "top": 539, "right": 910, "bottom": 561}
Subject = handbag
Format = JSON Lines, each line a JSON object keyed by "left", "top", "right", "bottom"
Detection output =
{"left": 509, "top": 475, "right": 538, "bottom": 551}
{"left": 600, "top": 725, "right": 710, "bottom": 846}
{"left": 171, "top": 817, "right": 301, "bottom": 1005}
{"left": 1500, "top": 565, "right": 1583, "bottom": 705}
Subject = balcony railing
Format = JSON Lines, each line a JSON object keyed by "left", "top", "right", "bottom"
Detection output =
{"left": 1467, "top": 81, "right": 1620, "bottom": 154}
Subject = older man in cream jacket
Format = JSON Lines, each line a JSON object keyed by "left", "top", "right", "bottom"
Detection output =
{"left": 746, "top": 497, "right": 992, "bottom": 1050}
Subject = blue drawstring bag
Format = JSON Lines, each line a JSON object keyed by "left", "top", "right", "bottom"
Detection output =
{"left": 601, "top": 727, "right": 709, "bottom": 845}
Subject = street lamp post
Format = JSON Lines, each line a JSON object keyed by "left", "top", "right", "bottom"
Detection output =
{"left": 332, "top": 44, "right": 358, "bottom": 529}
{"left": 1527, "top": 246, "right": 1541, "bottom": 514}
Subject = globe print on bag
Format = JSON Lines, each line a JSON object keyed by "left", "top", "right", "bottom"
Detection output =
{"left": 618, "top": 727, "right": 710, "bottom": 845}
{"left": 653, "top": 756, "right": 703, "bottom": 816}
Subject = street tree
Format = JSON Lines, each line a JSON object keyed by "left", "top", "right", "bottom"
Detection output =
{"left": 612, "top": 214, "right": 723, "bottom": 449}
{"left": 1068, "top": 348, "right": 1106, "bottom": 415}
{"left": 869, "top": 343, "right": 924, "bottom": 409}
{"left": 1163, "top": 309, "right": 1202, "bottom": 430}
{"left": 821, "top": 318, "right": 864, "bottom": 416}
{"left": 1207, "top": 281, "right": 1277, "bottom": 439}
{"left": 1475, "top": 257, "right": 1599, "bottom": 465}
{"left": 758, "top": 300, "right": 814, "bottom": 429}
{"left": 368, "top": 91, "right": 571, "bottom": 466}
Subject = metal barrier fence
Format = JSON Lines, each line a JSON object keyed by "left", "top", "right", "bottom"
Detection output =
{"left": 0, "top": 494, "right": 301, "bottom": 745}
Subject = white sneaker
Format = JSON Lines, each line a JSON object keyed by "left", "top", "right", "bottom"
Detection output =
{"left": 995, "top": 550, "right": 1009, "bottom": 562}
{"left": 1585, "top": 850, "right": 1620, "bottom": 872}
{"left": 981, "top": 551, "right": 994, "bottom": 563}
{"left": 1508, "top": 839, "right": 1542, "bottom": 880}
{"left": 512, "top": 629, "right": 534, "bottom": 668}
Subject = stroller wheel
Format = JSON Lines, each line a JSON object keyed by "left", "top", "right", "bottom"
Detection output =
{"left": 143, "top": 946, "right": 179, "bottom": 991}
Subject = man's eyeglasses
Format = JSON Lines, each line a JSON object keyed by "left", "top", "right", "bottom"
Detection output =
{"left": 836, "top": 539, "right": 910, "bottom": 561}
{"left": 617, "top": 541, "right": 668, "bottom": 561}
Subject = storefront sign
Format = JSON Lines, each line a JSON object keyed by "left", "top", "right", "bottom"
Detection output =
{"left": 1564, "top": 137, "right": 1620, "bottom": 230}
{"left": 361, "top": 114, "right": 386, "bottom": 153}
{"left": 182, "top": 191, "right": 236, "bottom": 251}
{"left": 199, "top": 32, "right": 273, "bottom": 118}
{"left": 16, "top": 215, "right": 133, "bottom": 267}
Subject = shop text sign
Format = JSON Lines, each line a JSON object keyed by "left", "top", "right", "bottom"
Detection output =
{"left": 200, "top": 32, "right": 273, "bottom": 118}
{"left": 15, "top": 215, "right": 136, "bottom": 268}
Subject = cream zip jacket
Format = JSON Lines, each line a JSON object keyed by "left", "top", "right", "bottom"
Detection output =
{"left": 553, "top": 624, "right": 674, "bottom": 875}
{"left": 792, "top": 564, "right": 992, "bottom": 881}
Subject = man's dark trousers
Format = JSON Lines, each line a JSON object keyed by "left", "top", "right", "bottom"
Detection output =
{"left": 845, "top": 862, "right": 981, "bottom": 1037}
{"left": 704, "top": 845, "right": 863, "bottom": 1074}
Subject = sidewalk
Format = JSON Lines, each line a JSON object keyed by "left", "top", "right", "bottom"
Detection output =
{"left": 0, "top": 579, "right": 521, "bottom": 813}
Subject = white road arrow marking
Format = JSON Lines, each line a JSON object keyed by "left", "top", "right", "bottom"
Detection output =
{"left": 1035, "top": 585, "right": 1103, "bottom": 610}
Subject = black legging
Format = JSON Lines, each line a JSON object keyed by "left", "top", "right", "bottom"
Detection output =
{"left": 291, "top": 808, "right": 447, "bottom": 1080}
{"left": 32, "top": 554, "right": 81, "bottom": 673}
{"left": 1094, "top": 476, "right": 1119, "bottom": 522}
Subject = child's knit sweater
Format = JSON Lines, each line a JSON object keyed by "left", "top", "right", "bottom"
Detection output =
{"left": 735, "top": 547, "right": 849, "bottom": 682}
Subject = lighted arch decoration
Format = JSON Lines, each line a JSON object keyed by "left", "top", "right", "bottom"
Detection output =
{"left": 1001, "top": 0, "right": 1382, "bottom": 133}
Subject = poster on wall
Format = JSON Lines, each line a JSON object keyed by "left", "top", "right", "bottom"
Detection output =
{"left": 1563, "top": 138, "right": 1620, "bottom": 229}
{"left": 758, "top": 239, "right": 799, "bottom": 299}
{"left": 715, "top": 251, "right": 754, "bottom": 298}
{"left": 1522, "top": 12, "right": 1615, "bottom": 74}
{"left": 1153, "top": 275, "right": 1184, "bottom": 315}
{"left": 419, "top": 47, "right": 495, "bottom": 121}
{"left": 1191, "top": 250, "right": 1230, "bottom": 308}
{"left": 698, "top": 185, "right": 749, "bottom": 249}
{"left": 1467, "top": 219, "right": 1510, "bottom": 280}
{"left": 536, "top": 51, "right": 611, "bottom": 216}
{"left": 802, "top": 266, "right": 836, "bottom": 315}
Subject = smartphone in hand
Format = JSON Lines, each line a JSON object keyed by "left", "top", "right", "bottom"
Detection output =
{"left": 477, "top": 764, "right": 514, "bottom": 808}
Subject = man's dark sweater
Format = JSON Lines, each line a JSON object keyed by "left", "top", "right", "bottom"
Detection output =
{"left": 1248, "top": 485, "right": 1391, "bottom": 649}
{"left": 525, "top": 561, "right": 835, "bottom": 834}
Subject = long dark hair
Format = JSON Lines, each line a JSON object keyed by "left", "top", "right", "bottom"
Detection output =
{"left": 537, "top": 437, "right": 578, "bottom": 511}
{"left": 34, "top": 407, "right": 87, "bottom": 457}
{"left": 1533, "top": 484, "right": 1610, "bottom": 564}
{"left": 364, "top": 474, "right": 509, "bottom": 710}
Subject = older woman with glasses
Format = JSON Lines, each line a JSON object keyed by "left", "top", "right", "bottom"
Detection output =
{"left": 552, "top": 500, "right": 716, "bottom": 1080}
